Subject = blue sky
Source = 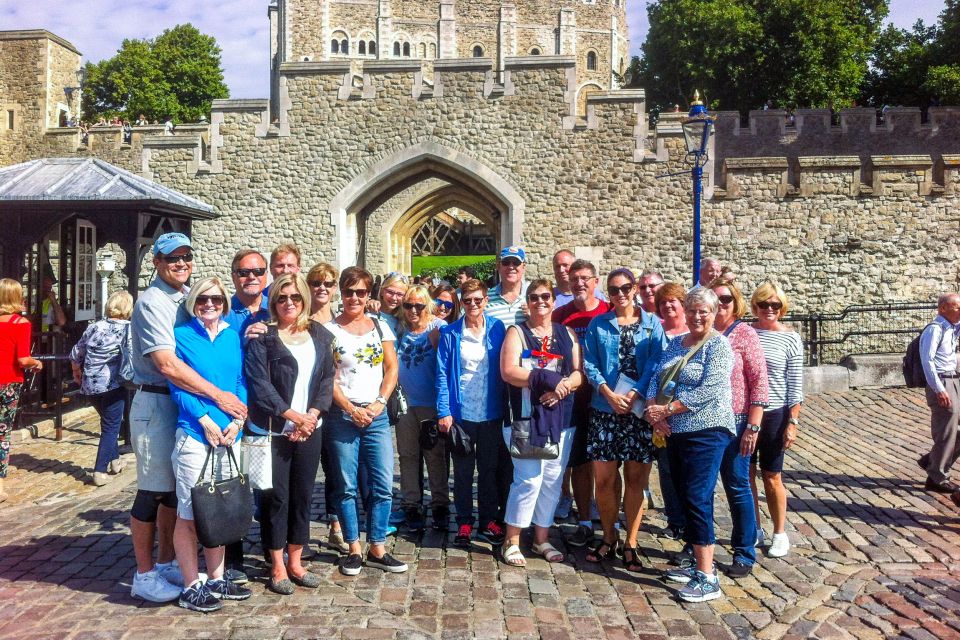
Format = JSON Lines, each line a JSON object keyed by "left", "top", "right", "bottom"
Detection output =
{"left": 1, "top": 0, "right": 947, "bottom": 99}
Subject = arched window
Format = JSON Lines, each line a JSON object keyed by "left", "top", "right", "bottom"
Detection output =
{"left": 341, "top": 39, "right": 349, "bottom": 54}
{"left": 530, "top": 47, "right": 541, "bottom": 55}
{"left": 358, "top": 41, "right": 366, "bottom": 55}
{"left": 418, "top": 43, "right": 426, "bottom": 58}
{"left": 403, "top": 42, "right": 411, "bottom": 57}
{"left": 369, "top": 40, "right": 376, "bottom": 55}
{"left": 393, "top": 42, "right": 401, "bottom": 56}
{"left": 331, "top": 39, "right": 340, "bottom": 54}
{"left": 473, "top": 45, "right": 484, "bottom": 57}
{"left": 586, "top": 51, "right": 597, "bottom": 71}
{"left": 429, "top": 42, "right": 437, "bottom": 58}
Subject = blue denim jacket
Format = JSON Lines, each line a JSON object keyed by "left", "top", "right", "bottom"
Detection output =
{"left": 583, "top": 308, "right": 665, "bottom": 413}
{"left": 435, "top": 315, "right": 507, "bottom": 422}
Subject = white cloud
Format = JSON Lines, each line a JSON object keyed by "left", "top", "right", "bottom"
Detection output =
{"left": 0, "top": 0, "right": 948, "bottom": 98}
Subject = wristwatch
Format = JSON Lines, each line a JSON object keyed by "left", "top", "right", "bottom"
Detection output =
{"left": 747, "top": 423, "right": 761, "bottom": 432}
{"left": 788, "top": 418, "right": 800, "bottom": 426}
{"left": 375, "top": 395, "right": 387, "bottom": 405}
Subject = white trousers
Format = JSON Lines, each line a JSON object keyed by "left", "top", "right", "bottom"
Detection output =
{"left": 502, "top": 426, "right": 574, "bottom": 529}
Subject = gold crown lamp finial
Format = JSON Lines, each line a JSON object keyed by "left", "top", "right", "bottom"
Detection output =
{"left": 690, "top": 90, "right": 703, "bottom": 107}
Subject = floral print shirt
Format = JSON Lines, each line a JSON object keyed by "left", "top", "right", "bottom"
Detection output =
{"left": 69, "top": 319, "right": 130, "bottom": 395}
{"left": 397, "top": 318, "right": 444, "bottom": 408}
{"left": 325, "top": 318, "right": 395, "bottom": 405}
{"left": 724, "top": 321, "right": 769, "bottom": 416}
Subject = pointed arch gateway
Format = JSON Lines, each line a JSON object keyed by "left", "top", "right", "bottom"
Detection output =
{"left": 328, "top": 141, "right": 525, "bottom": 272}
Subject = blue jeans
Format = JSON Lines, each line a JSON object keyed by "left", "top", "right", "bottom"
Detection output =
{"left": 326, "top": 411, "right": 393, "bottom": 544}
{"left": 656, "top": 446, "right": 686, "bottom": 530}
{"left": 719, "top": 418, "right": 757, "bottom": 565}
{"left": 667, "top": 427, "right": 731, "bottom": 547}
{"left": 91, "top": 387, "right": 125, "bottom": 473}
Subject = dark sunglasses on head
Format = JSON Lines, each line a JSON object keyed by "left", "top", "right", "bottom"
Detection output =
{"left": 501, "top": 258, "right": 523, "bottom": 268}
{"left": 756, "top": 300, "right": 783, "bottom": 310}
{"left": 195, "top": 295, "right": 225, "bottom": 306}
{"left": 276, "top": 293, "right": 303, "bottom": 305}
{"left": 161, "top": 252, "right": 193, "bottom": 264}
{"left": 403, "top": 302, "right": 426, "bottom": 312}
{"left": 608, "top": 283, "right": 633, "bottom": 297}
{"left": 434, "top": 299, "right": 454, "bottom": 310}
{"left": 343, "top": 288, "right": 369, "bottom": 299}
{"left": 234, "top": 267, "right": 266, "bottom": 277}
{"left": 717, "top": 295, "right": 735, "bottom": 305}
{"left": 527, "top": 292, "right": 552, "bottom": 303}
{"left": 309, "top": 280, "right": 336, "bottom": 289}
{"left": 462, "top": 297, "right": 484, "bottom": 306}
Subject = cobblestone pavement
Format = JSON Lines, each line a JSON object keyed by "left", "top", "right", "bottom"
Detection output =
{"left": 1, "top": 389, "right": 959, "bottom": 640}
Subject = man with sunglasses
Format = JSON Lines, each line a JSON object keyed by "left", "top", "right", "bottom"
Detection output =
{"left": 127, "top": 232, "right": 248, "bottom": 603}
{"left": 225, "top": 249, "right": 270, "bottom": 340}
{"left": 551, "top": 259, "right": 611, "bottom": 547}
{"left": 486, "top": 246, "right": 529, "bottom": 328}
{"left": 636, "top": 270, "right": 664, "bottom": 315}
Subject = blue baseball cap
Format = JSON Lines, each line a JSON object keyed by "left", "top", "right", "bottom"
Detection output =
{"left": 499, "top": 246, "right": 527, "bottom": 263}
{"left": 153, "top": 232, "right": 192, "bottom": 256}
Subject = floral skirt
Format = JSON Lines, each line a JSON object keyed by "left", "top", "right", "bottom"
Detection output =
{"left": 586, "top": 407, "right": 655, "bottom": 463}
{"left": 0, "top": 382, "right": 23, "bottom": 479}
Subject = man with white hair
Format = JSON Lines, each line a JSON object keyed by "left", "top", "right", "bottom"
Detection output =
{"left": 918, "top": 292, "right": 960, "bottom": 493}
{"left": 693, "top": 257, "right": 723, "bottom": 289}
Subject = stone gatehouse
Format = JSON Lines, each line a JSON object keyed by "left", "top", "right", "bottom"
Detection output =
{"left": 1, "top": 3, "right": 959, "bottom": 315}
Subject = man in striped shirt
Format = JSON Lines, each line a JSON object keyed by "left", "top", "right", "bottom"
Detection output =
{"left": 486, "top": 246, "right": 529, "bottom": 328}
{"left": 918, "top": 293, "right": 960, "bottom": 493}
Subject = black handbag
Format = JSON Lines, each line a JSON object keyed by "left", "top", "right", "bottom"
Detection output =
{"left": 190, "top": 446, "right": 254, "bottom": 548}
{"left": 447, "top": 422, "right": 473, "bottom": 457}
{"left": 419, "top": 419, "right": 439, "bottom": 450}
{"left": 509, "top": 417, "right": 559, "bottom": 460}
{"left": 371, "top": 317, "right": 408, "bottom": 425}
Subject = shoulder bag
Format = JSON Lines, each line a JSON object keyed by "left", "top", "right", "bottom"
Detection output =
{"left": 372, "top": 317, "right": 407, "bottom": 424}
{"left": 191, "top": 445, "right": 255, "bottom": 548}
{"left": 118, "top": 323, "right": 135, "bottom": 384}
{"left": 508, "top": 325, "right": 560, "bottom": 460}
{"left": 654, "top": 331, "right": 715, "bottom": 406}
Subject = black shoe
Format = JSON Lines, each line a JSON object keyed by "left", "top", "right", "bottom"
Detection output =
{"left": 725, "top": 561, "right": 753, "bottom": 578}
{"left": 917, "top": 454, "right": 930, "bottom": 471}
{"left": 925, "top": 478, "right": 960, "bottom": 493}
{"left": 365, "top": 552, "right": 408, "bottom": 573}
{"left": 566, "top": 524, "right": 594, "bottom": 548}
{"left": 479, "top": 521, "right": 505, "bottom": 546}
{"left": 662, "top": 525, "right": 685, "bottom": 541}
{"left": 431, "top": 506, "right": 450, "bottom": 532}
{"left": 405, "top": 507, "right": 425, "bottom": 532}
{"left": 207, "top": 578, "right": 252, "bottom": 601}
{"left": 178, "top": 582, "right": 223, "bottom": 613}
{"left": 952, "top": 490, "right": 960, "bottom": 509}
{"left": 223, "top": 568, "right": 248, "bottom": 585}
{"left": 339, "top": 553, "right": 363, "bottom": 576}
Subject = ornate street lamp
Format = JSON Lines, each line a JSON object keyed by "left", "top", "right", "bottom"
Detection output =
{"left": 680, "top": 91, "right": 714, "bottom": 287}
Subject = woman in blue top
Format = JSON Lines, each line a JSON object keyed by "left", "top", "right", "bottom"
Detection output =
{"left": 582, "top": 268, "right": 664, "bottom": 570}
{"left": 169, "top": 276, "right": 252, "bottom": 612}
{"left": 644, "top": 288, "right": 734, "bottom": 604}
{"left": 435, "top": 278, "right": 509, "bottom": 547}
{"left": 395, "top": 285, "right": 448, "bottom": 532}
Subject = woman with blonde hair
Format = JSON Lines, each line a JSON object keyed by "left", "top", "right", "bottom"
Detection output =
{"left": 70, "top": 290, "right": 135, "bottom": 486}
{"left": 0, "top": 279, "right": 42, "bottom": 503}
{"left": 371, "top": 272, "right": 408, "bottom": 335}
{"left": 307, "top": 262, "right": 339, "bottom": 325}
{"left": 750, "top": 280, "right": 803, "bottom": 558}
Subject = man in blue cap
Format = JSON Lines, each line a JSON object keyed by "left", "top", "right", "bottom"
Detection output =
{"left": 486, "top": 246, "right": 529, "bottom": 328}
{"left": 126, "top": 232, "right": 248, "bottom": 605}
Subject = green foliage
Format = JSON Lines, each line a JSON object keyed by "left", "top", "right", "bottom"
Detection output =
{"left": 81, "top": 24, "right": 228, "bottom": 123}
{"left": 412, "top": 255, "right": 496, "bottom": 284}
{"left": 640, "top": 0, "right": 887, "bottom": 112}
{"left": 860, "top": 22, "right": 936, "bottom": 107}
{"left": 924, "top": 65, "right": 960, "bottom": 104}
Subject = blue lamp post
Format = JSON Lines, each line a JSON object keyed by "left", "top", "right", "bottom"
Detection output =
{"left": 681, "top": 91, "right": 714, "bottom": 287}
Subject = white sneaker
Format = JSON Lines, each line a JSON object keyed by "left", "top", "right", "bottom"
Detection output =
{"left": 156, "top": 560, "right": 185, "bottom": 587}
{"left": 768, "top": 532, "right": 790, "bottom": 557}
{"left": 130, "top": 568, "right": 181, "bottom": 603}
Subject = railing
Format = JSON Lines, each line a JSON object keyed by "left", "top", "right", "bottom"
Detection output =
{"left": 780, "top": 302, "right": 937, "bottom": 366}
{"left": 18, "top": 331, "right": 85, "bottom": 440}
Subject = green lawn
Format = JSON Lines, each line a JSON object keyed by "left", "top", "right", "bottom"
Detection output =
{"left": 412, "top": 255, "right": 494, "bottom": 275}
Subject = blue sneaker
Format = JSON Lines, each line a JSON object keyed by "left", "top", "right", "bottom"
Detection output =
{"left": 755, "top": 528, "right": 767, "bottom": 548}
{"left": 677, "top": 570, "right": 723, "bottom": 603}
{"left": 665, "top": 565, "right": 697, "bottom": 584}
{"left": 385, "top": 525, "right": 398, "bottom": 537}
{"left": 389, "top": 510, "right": 407, "bottom": 525}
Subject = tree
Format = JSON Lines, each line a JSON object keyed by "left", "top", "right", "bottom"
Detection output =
{"left": 82, "top": 24, "right": 228, "bottom": 123}
{"left": 640, "top": 0, "right": 887, "bottom": 113}
{"left": 859, "top": 22, "right": 936, "bottom": 107}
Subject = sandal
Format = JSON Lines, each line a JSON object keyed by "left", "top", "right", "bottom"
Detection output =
{"left": 585, "top": 538, "right": 620, "bottom": 563}
{"left": 531, "top": 542, "right": 564, "bottom": 563}
{"left": 622, "top": 545, "right": 643, "bottom": 572}
{"left": 501, "top": 544, "right": 526, "bottom": 567}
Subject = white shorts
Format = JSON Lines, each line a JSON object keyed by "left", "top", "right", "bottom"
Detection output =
{"left": 130, "top": 391, "right": 178, "bottom": 492}
{"left": 172, "top": 429, "right": 234, "bottom": 521}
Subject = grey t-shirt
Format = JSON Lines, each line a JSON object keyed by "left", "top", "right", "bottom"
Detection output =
{"left": 131, "top": 278, "right": 189, "bottom": 385}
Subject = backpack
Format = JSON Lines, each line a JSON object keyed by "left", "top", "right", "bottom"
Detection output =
{"left": 903, "top": 323, "right": 935, "bottom": 388}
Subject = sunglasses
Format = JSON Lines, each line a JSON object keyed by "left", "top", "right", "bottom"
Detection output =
{"left": 343, "top": 288, "right": 369, "bottom": 299}
{"left": 161, "top": 253, "right": 193, "bottom": 264}
{"left": 234, "top": 267, "right": 266, "bottom": 277}
{"left": 309, "top": 280, "right": 336, "bottom": 289}
{"left": 462, "top": 297, "right": 484, "bottom": 306}
{"left": 637, "top": 282, "right": 662, "bottom": 290}
{"left": 501, "top": 258, "right": 523, "bottom": 268}
{"left": 384, "top": 271, "right": 409, "bottom": 284}
{"left": 608, "top": 284, "right": 633, "bottom": 297}
{"left": 527, "top": 292, "right": 552, "bottom": 303}
{"left": 403, "top": 302, "right": 426, "bottom": 312}
{"left": 756, "top": 300, "right": 783, "bottom": 311}
{"left": 195, "top": 295, "right": 225, "bottom": 306}
{"left": 434, "top": 299, "right": 454, "bottom": 311}
{"left": 717, "top": 295, "right": 735, "bottom": 305}
{"left": 276, "top": 293, "right": 303, "bottom": 305}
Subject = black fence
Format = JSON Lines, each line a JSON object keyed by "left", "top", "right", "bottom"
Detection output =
{"left": 781, "top": 302, "right": 937, "bottom": 366}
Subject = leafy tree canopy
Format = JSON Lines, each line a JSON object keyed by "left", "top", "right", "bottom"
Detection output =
{"left": 82, "top": 24, "right": 228, "bottom": 123}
